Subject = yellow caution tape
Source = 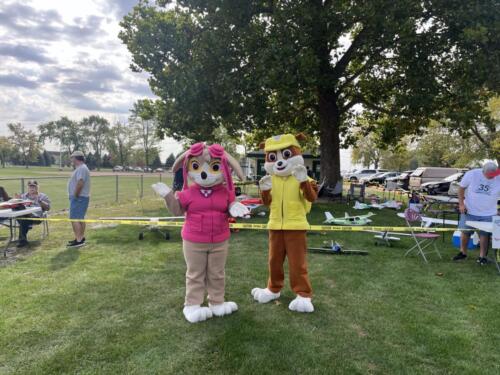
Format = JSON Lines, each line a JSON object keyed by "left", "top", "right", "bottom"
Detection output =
{"left": 19, "top": 217, "right": 458, "bottom": 232}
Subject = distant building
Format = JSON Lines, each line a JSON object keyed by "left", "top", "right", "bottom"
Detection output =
{"left": 245, "top": 151, "right": 321, "bottom": 180}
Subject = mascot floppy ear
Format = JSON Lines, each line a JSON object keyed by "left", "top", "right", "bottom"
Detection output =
{"left": 295, "top": 133, "right": 307, "bottom": 142}
{"left": 172, "top": 150, "right": 188, "bottom": 172}
{"left": 258, "top": 141, "right": 266, "bottom": 150}
{"left": 225, "top": 152, "right": 245, "bottom": 181}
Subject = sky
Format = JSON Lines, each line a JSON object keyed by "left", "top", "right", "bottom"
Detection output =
{"left": 0, "top": 0, "right": 354, "bottom": 169}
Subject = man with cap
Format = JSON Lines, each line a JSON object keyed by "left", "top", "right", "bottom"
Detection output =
{"left": 67, "top": 151, "right": 91, "bottom": 248}
{"left": 16, "top": 180, "right": 51, "bottom": 247}
{"left": 453, "top": 162, "right": 500, "bottom": 265}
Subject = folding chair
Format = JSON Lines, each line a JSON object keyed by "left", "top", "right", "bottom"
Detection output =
{"left": 403, "top": 208, "right": 442, "bottom": 263}
{"left": 322, "top": 180, "right": 344, "bottom": 202}
{"left": 40, "top": 211, "right": 49, "bottom": 239}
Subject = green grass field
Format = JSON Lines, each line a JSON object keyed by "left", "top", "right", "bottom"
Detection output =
{"left": 0, "top": 193, "right": 499, "bottom": 374}
{"left": 0, "top": 166, "right": 170, "bottom": 211}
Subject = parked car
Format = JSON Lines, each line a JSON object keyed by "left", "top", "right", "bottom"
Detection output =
{"left": 409, "top": 167, "right": 464, "bottom": 190}
{"left": 154, "top": 168, "right": 164, "bottom": 173}
{"left": 385, "top": 170, "right": 413, "bottom": 190}
{"left": 112, "top": 165, "right": 123, "bottom": 172}
{"left": 347, "top": 169, "right": 388, "bottom": 182}
{"left": 420, "top": 172, "right": 465, "bottom": 195}
{"left": 144, "top": 167, "right": 152, "bottom": 173}
{"left": 363, "top": 171, "right": 400, "bottom": 186}
{"left": 360, "top": 172, "right": 385, "bottom": 184}
{"left": 133, "top": 167, "right": 144, "bottom": 172}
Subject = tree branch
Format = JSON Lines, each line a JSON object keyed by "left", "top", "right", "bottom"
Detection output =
{"left": 340, "top": 97, "right": 362, "bottom": 113}
{"left": 470, "top": 124, "right": 489, "bottom": 147}
{"left": 331, "top": 27, "right": 367, "bottom": 80}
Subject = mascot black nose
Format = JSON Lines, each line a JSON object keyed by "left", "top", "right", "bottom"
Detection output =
{"left": 201, "top": 171, "right": 207, "bottom": 179}
{"left": 277, "top": 161, "right": 283, "bottom": 167}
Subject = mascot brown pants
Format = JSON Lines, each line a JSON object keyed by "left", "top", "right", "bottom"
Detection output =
{"left": 267, "top": 230, "right": 312, "bottom": 297}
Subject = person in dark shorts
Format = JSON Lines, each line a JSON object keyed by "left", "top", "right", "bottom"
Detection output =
{"left": 67, "top": 151, "right": 91, "bottom": 248}
{"left": 16, "top": 180, "right": 51, "bottom": 247}
{"left": 453, "top": 162, "right": 500, "bottom": 265}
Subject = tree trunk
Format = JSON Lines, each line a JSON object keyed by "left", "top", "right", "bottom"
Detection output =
{"left": 318, "top": 90, "right": 341, "bottom": 188}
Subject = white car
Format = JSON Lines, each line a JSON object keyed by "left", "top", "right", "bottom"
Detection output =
{"left": 347, "top": 169, "right": 388, "bottom": 182}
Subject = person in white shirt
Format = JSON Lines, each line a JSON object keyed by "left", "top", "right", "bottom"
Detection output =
{"left": 453, "top": 162, "right": 500, "bottom": 265}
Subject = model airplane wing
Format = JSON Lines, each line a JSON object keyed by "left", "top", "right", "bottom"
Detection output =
{"left": 465, "top": 221, "right": 493, "bottom": 233}
{"left": 324, "top": 211, "right": 335, "bottom": 222}
{"left": 364, "top": 230, "right": 412, "bottom": 237}
{"left": 354, "top": 201, "right": 371, "bottom": 210}
{"left": 99, "top": 216, "right": 185, "bottom": 221}
{"left": 397, "top": 212, "right": 457, "bottom": 227}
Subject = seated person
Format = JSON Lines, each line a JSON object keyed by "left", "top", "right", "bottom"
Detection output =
{"left": 0, "top": 186, "right": 10, "bottom": 202}
{"left": 16, "top": 180, "right": 51, "bottom": 248}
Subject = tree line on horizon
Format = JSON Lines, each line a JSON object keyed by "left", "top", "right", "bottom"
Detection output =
{"left": 0, "top": 99, "right": 178, "bottom": 170}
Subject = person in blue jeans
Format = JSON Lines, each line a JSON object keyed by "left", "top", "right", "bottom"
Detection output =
{"left": 67, "top": 151, "right": 91, "bottom": 248}
{"left": 453, "top": 162, "right": 500, "bottom": 265}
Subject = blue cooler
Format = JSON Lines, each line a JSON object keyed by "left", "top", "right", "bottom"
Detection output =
{"left": 452, "top": 231, "right": 479, "bottom": 250}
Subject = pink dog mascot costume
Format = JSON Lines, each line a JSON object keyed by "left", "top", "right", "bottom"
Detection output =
{"left": 152, "top": 143, "right": 249, "bottom": 323}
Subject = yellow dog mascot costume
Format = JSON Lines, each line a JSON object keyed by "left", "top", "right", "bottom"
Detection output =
{"left": 251, "top": 133, "right": 318, "bottom": 313}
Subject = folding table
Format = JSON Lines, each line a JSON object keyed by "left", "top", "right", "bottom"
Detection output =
{"left": 1, "top": 207, "right": 42, "bottom": 257}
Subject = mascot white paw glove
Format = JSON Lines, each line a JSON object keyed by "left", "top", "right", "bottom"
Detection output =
{"left": 209, "top": 301, "right": 238, "bottom": 317}
{"left": 259, "top": 175, "right": 272, "bottom": 191}
{"left": 288, "top": 295, "right": 314, "bottom": 313}
{"left": 151, "top": 182, "right": 171, "bottom": 198}
{"left": 183, "top": 305, "right": 213, "bottom": 323}
{"left": 251, "top": 288, "right": 280, "bottom": 304}
{"left": 229, "top": 202, "right": 250, "bottom": 217}
{"left": 291, "top": 165, "right": 308, "bottom": 182}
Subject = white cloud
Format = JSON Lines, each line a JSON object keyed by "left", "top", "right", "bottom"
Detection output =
{"left": 0, "top": 0, "right": 180, "bottom": 157}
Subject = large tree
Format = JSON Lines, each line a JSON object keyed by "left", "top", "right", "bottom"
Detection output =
{"left": 120, "top": 0, "right": 498, "bottom": 185}
{"left": 0, "top": 136, "right": 13, "bottom": 168}
{"left": 107, "top": 121, "right": 137, "bottom": 167}
{"left": 130, "top": 99, "right": 160, "bottom": 167}
{"left": 39, "top": 117, "right": 88, "bottom": 160}
{"left": 80, "top": 115, "right": 110, "bottom": 170}
{"left": 7, "top": 123, "right": 41, "bottom": 168}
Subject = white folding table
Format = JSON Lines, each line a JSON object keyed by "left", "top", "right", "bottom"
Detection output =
{"left": 466, "top": 221, "right": 499, "bottom": 274}
{"left": 0, "top": 207, "right": 42, "bottom": 257}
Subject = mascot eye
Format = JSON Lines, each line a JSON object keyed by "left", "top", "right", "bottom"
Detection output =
{"left": 282, "top": 149, "right": 292, "bottom": 159}
{"left": 267, "top": 152, "right": 277, "bottom": 162}
{"left": 211, "top": 162, "right": 221, "bottom": 173}
{"left": 189, "top": 160, "right": 200, "bottom": 171}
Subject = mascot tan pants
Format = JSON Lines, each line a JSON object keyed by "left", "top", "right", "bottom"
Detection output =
{"left": 183, "top": 240, "right": 229, "bottom": 305}
{"left": 267, "top": 230, "right": 312, "bottom": 297}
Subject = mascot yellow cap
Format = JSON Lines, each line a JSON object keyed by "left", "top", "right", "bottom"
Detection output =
{"left": 264, "top": 134, "right": 301, "bottom": 152}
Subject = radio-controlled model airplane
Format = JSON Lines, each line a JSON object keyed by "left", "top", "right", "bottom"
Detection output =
{"left": 323, "top": 211, "right": 375, "bottom": 226}
{"left": 308, "top": 240, "right": 369, "bottom": 255}
{"left": 98, "top": 216, "right": 185, "bottom": 240}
